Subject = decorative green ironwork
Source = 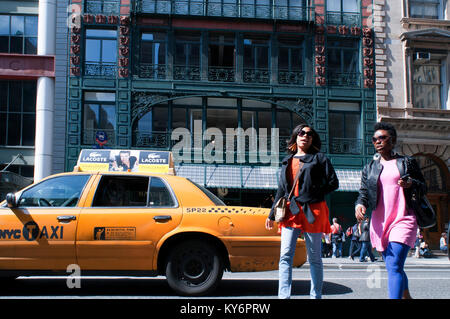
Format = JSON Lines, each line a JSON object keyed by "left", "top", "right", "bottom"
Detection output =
{"left": 84, "top": 0, "right": 120, "bottom": 14}
{"left": 174, "top": 65, "right": 201, "bottom": 81}
{"left": 329, "top": 137, "right": 362, "bottom": 155}
{"left": 276, "top": 98, "right": 313, "bottom": 124}
{"left": 243, "top": 68, "right": 269, "bottom": 84}
{"left": 208, "top": 66, "right": 235, "bottom": 82}
{"left": 138, "top": 63, "right": 167, "bottom": 79}
{"left": 278, "top": 70, "right": 305, "bottom": 85}
{"left": 326, "top": 11, "right": 361, "bottom": 26}
{"left": 328, "top": 72, "right": 361, "bottom": 87}
{"left": 84, "top": 63, "right": 117, "bottom": 77}
{"left": 135, "top": 0, "right": 315, "bottom": 22}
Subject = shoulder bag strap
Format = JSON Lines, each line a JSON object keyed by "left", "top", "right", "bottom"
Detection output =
{"left": 288, "top": 161, "right": 304, "bottom": 199}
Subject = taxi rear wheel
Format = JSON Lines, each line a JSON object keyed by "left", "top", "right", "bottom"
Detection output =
{"left": 165, "top": 240, "right": 223, "bottom": 296}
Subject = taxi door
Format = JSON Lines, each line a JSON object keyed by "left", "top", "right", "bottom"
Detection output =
{"left": 0, "top": 174, "right": 92, "bottom": 270}
{"left": 76, "top": 174, "right": 183, "bottom": 271}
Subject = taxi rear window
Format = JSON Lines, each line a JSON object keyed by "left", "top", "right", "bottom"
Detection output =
{"left": 187, "top": 179, "right": 226, "bottom": 206}
{"left": 92, "top": 175, "right": 176, "bottom": 207}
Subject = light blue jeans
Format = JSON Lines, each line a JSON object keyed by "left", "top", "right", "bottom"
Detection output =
{"left": 278, "top": 227, "right": 323, "bottom": 299}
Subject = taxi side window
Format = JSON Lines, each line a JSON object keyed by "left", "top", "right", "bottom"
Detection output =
{"left": 148, "top": 177, "right": 175, "bottom": 207}
{"left": 93, "top": 176, "right": 148, "bottom": 207}
{"left": 18, "top": 175, "right": 90, "bottom": 207}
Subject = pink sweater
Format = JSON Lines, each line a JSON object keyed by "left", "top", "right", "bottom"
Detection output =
{"left": 370, "top": 159, "right": 418, "bottom": 252}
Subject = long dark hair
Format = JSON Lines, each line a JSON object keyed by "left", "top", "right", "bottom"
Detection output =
{"left": 286, "top": 124, "right": 321, "bottom": 155}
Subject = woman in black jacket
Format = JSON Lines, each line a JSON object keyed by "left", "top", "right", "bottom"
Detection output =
{"left": 355, "top": 122, "right": 427, "bottom": 299}
{"left": 265, "top": 124, "right": 339, "bottom": 299}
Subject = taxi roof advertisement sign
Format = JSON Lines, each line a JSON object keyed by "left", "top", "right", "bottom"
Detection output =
{"left": 77, "top": 149, "right": 175, "bottom": 174}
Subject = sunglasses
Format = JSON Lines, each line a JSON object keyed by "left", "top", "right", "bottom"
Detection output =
{"left": 298, "top": 130, "right": 314, "bottom": 137}
{"left": 372, "top": 135, "right": 390, "bottom": 143}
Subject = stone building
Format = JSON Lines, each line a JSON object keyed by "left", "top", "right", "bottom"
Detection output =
{"left": 373, "top": 0, "right": 449, "bottom": 247}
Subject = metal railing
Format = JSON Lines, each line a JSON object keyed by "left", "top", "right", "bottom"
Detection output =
{"left": 329, "top": 137, "right": 362, "bottom": 155}
{"left": 84, "top": 63, "right": 117, "bottom": 77}
{"left": 135, "top": 0, "right": 315, "bottom": 22}
{"left": 84, "top": 0, "right": 120, "bottom": 14}
{"left": 328, "top": 71, "right": 361, "bottom": 87}
{"left": 278, "top": 69, "right": 305, "bottom": 85}
{"left": 326, "top": 11, "right": 361, "bottom": 26}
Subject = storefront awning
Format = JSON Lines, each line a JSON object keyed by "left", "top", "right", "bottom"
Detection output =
{"left": 175, "top": 164, "right": 362, "bottom": 192}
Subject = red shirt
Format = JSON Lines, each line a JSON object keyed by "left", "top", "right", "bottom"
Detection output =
{"left": 278, "top": 157, "right": 331, "bottom": 234}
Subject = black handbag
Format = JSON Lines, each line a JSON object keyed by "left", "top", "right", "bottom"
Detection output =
{"left": 405, "top": 157, "right": 436, "bottom": 229}
{"left": 409, "top": 188, "right": 436, "bottom": 229}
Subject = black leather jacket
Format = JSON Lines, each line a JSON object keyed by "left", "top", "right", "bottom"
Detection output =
{"left": 355, "top": 154, "right": 427, "bottom": 212}
{"left": 268, "top": 152, "right": 339, "bottom": 221}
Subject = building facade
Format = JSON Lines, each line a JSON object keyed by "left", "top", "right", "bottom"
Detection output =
{"left": 373, "top": 0, "right": 449, "bottom": 247}
{"left": 0, "top": 0, "right": 42, "bottom": 197}
{"left": 63, "top": 0, "right": 378, "bottom": 229}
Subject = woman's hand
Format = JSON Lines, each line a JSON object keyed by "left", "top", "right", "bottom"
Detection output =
{"left": 265, "top": 218, "right": 274, "bottom": 230}
{"left": 398, "top": 177, "right": 413, "bottom": 188}
{"left": 355, "top": 204, "right": 366, "bottom": 221}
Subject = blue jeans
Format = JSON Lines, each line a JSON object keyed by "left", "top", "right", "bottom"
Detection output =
{"left": 359, "top": 241, "right": 375, "bottom": 262}
{"left": 332, "top": 241, "right": 342, "bottom": 257}
{"left": 279, "top": 227, "right": 323, "bottom": 299}
{"left": 382, "top": 242, "right": 410, "bottom": 299}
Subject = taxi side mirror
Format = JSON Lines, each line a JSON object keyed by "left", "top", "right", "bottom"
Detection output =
{"left": 6, "top": 193, "right": 17, "bottom": 208}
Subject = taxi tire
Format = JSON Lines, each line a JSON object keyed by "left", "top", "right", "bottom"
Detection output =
{"left": 165, "top": 240, "right": 223, "bottom": 296}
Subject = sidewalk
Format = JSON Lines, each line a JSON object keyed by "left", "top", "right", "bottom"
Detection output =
{"left": 305, "top": 251, "right": 449, "bottom": 269}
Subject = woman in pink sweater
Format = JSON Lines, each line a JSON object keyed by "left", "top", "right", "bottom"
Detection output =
{"left": 355, "top": 122, "right": 427, "bottom": 299}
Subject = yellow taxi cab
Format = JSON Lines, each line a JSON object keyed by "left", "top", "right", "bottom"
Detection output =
{"left": 0, "top": 149, "right": 306, "bottom": 296}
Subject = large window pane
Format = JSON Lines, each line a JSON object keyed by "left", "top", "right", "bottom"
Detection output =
{"left": 86, "top": 39, "right": 101, "bottom": 62}
{"left": 7, "top": 113, "right": 21, "bottom": 145}
{"left": 24, "top": 37, "right": 37, "bottom": 54}
{"left": 11, "top": 16, "right": 24, "bottom": 36}
{"left": 207, "top": 108, "right": 238, "bottom": 133}
{"left": 22, "top": 114, "right": 35, "bottom": 146}
{"left": 25, "top": 16, "right": 38, "bottom": 36}
{"left": 413, "top": 62, "right": 442, "bottom": 109}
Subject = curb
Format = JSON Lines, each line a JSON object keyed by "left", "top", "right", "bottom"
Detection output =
{"left": 302, "top": 259, "right": 449, "bottom": 270}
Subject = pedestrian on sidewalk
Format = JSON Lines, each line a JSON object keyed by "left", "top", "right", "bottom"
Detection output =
{"left": 358, "top": 217, "right": 376, "bottom": 262}
{"left": 440, "top": 232, "right": 448, "bottom": 253}
{"left": 265, "top": 124, "right": 339, "bottom": 299}
{"left": 348, "top": 222, "right": 361, "bottom": 260}
{"left": 330, "top": 218, "right": 343, "bottom": 258}
{"left": 355, "top": 122, "right": 427, "bottom": 299}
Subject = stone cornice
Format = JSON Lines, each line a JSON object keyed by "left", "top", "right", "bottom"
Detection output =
{"left": 400, "top": 17, "right": 450, "bottom": 29}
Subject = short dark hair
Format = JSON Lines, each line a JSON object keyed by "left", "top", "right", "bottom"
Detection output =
{"left": 374, "top": 122, "right": 397, "bottom": 140}
{"left": 286, "top": 124, "right": 321, "bottom": 154}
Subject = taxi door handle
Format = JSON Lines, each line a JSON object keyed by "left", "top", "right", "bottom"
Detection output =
{"left": 153, "top": 215, "right": 172, "bottom": 223}
{"left": 57, "top": 215, "right": 77, "bottom": 223}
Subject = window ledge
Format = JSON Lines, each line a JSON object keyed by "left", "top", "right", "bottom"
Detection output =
{"left": 401, "top": 17, "right": 450, "bottom": 29}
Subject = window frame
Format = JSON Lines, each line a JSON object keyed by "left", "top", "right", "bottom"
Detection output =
{"left": 84, "top": 28, "right": 118, "bottom": 77}
{"left": 327, "top": 38, "right": 361, "bottom": 87}
{"left": 409, "top": 0, "right": 443, "bottom": 19}
{"left": 91, "top": 175, "right": 178, "bottom": 208}
{"left": 0, "top": 14, "right": 38, "bottom": 54}
{"left": 0, "top": 80, "right": 37, "bottom": 147}
{"left": 412, "top": 54, "right": 446, "bottom": 109}
{"left": 82, "top": 91, "right": 117, "bottom": 146}
{"left": 277, "top": 36, "right": 305, "bottom": 85}
{"left": 139, "top": 31, "right": 168, "bottom": 79}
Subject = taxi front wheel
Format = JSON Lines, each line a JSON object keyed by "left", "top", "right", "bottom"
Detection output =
{"left": 165, "top": 240, "right": 223, "bottom": 296}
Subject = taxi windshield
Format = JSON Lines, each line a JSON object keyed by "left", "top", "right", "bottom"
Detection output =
{"left": 187, "top": 179, "right": 226, "bottom": 206}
